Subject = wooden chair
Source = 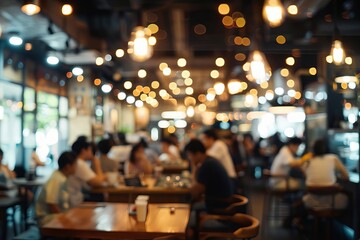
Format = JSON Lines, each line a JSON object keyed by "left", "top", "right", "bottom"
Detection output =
{"left": 198, "top": 213, "right": 260, "bottom": 240}
{"left": 193, "top": 194, "right": 249, "bottom": 239}
{"left": 209, "top": 194, "right": 248, "bottom": 215}
{"left": 261, "top": 169, "right": 302, "bottom": 235}
{"left": 305, "top": 184, "right": 348, "bottom": 239}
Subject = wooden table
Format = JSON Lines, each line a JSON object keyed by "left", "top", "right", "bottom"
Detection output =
{"left": 161, "top": 160, "right": 189, "bottom": 174}
{"left": 41, "top": 202, "right": 190, "bottom": 239}
{"left": 91, "top": 176, "right": 191, "bottom": 203}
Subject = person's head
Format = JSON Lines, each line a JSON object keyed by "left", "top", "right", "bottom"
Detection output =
{"left": 129, "top": 143, "right": 145, "bottom": 164}
{"left": 243, "top": 133, "right": 254, "bottom": 143}
{"left": 200, "top": 129, "right": 218, "bottom": 149}
{"left": 312, "top": 139, "right": 329, "bottom": 156}
{"left": 117, "top": 132, "right": 128, "bottom": 145}
{"left": 160, "top": 138, "right": 173, "bottom": 152}
{"left": 287, "top": 137, "right": 303, "bottom": 154}
{"left": 139, "top": 138, "right": 149, "bottom": 148}
{"left": 97, "top": 139, "right": 113, "bottom": 155}
{"left": 168, "top": 133, "right": 179, "bottom": 146}
{"left": 58, "top": 151, "right": 77, "bottom": 176}
{"left": 71, "top": 139, "right": 94, "bottom": 160}
{"left": 184, "top": 139, "right": 207, "bottom": 165}
{"left": 0, "top": 148, "right": 3, "bottom": 163}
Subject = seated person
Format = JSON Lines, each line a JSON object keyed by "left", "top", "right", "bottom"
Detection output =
{"left": 159, "top": 138, "right": 181, "bottom": 161}
{"left": 139, "top": 138, "right": 160, "bottom": 165}
{"left": 68, "top": 138, "right": 106, "bottom": 207}
{"left": 97, "top": 139, "right": 119, "bottom": 173}
{"left": 0, "top": 148, "right": 17, "bottom": 197}
{"left": 200, "top": 129, "right": 237, "bottom": 178}
{"left": 124, "top": 142, "right": 153, "bottom": 176}
{"left": 184, "top": 139, "right": 234, "bottom": 212}
{"left": 36, "top": 151, "right": 77, "bottom": 226}
{"left": 302, "top": 139, "right": 349, "bottom": 210}
{"left": 270, "top": 137, "right": 310, "bottom": 190}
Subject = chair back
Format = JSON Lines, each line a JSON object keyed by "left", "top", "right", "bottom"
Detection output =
{"left": 199, "top": 213, "right": 260, "bottom": 240}
{"left": 306, "top": 184, "right": 347, "bottom": 217}
{"left": 210, "top": 194, "right": 248, "bottom": 215}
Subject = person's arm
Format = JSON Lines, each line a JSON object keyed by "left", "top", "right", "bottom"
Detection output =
{"left": 137, "top": 156, "right": 153, "bottom": 174}
{"left": 87, "top": 157, "right": 105, "bottom": 187}
{"left": 190, "top": 181, "right": 205, "bottom": 201}
{"left": 47, "top": 203, "right": 62, "bottom": 214}
{"left": 289, "top": 152, "right": 313, "bottom": 168}
{"left": 3, "top": 165, "right": 16, "bottom": 179}
{"left": 334, "top": 157, "right": 349, "bottom": 181}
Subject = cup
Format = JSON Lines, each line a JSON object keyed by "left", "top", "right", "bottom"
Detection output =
{"left": 136, "top": 195, "right": 149, "bottom": 202}
{"left": 106, "top": 172, "right": 118, "bottom": 185}
{"left": 135, "top": 199, "right": 148, "bottom": 222}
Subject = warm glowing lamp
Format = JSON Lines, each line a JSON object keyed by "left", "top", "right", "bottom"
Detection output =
{"left": 246, "top": 50, "right": 272, "bottom": 84}
{"left": 21, "top": 0, "right": 41, "bottom": 16}
{"left": 128, "top": 26, "right": 154, "bottom": 62}
{"left": 330, "top": 40, "right": 346, "bottom": 65}
{"left": 262, "top": 0, "right": 285, "bottom": 27}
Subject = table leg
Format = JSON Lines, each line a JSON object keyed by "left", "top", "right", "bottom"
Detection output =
{"left": 1, "top": 208, "right": 7, "bottom": 240}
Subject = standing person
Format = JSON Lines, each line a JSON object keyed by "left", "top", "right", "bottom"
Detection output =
{"left": 35, "top": 151, "right": 77, "bottom": 226}
{"left": 200, "top": 129, "right": 237, "bottom": 178}
{"left": 68, "top": 139, "right": 106, "bottom": 207}
{"left": 97, "top": 139, "right": 119, "bottom": 173}
{"left": 302, "top": 139, "right": 349, "bottom": 209}
{"left": 270, "top": 137, "right": 310, "bottom": 190}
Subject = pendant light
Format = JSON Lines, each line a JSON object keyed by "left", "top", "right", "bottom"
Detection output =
{"left": 329, "top": 0, "right": 346, "bottom": 65}
{"left": 262, "top": 0, "right": 285, "bottom": 27}
{"left": 246, "top": 0, "right": 272, "bottom": 85}
{"left": 247, "top": 50, "right": 272, "bottom": 84}
{"left": 21, "top": 0, "right": 41, "bottom": 16}
{"left": 128, "top": 26, "right": 154, "bottom": 62}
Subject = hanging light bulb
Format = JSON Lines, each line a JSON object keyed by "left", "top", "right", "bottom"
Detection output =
{"left": 21, "top": 0, "right": 41, "bottom": 16}
{"left": 214, "top": 82, "right": 225, "bottom": 95}
{"left": 330, "top": 40, "right": 346, "bottom": 65}
{"left": 227, "top": 79, "right": 242, "bottom": 95}
{"left": 128, "top": 26, "right": 154, "bottom": 62}
{"left": 246, "top": 50, "right": 272, "bottom": 84}
{"left": 262, "top": 0, "right": 285, "bottom": 27}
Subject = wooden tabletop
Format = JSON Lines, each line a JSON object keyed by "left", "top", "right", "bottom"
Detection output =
{"left": 91, "top": 176, "right": 191, "bottom": 203}
{"left": 161, "top": 160, "right": 189, "bottom": 174}
{"left": 12, "top": 177, "right": 47, "bottom": 187}
{"left": 41, "top": 202, "right": 190, "bottom": 239}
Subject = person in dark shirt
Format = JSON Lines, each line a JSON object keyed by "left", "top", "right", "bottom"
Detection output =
{"left": 184, "top": 139, "right": 234, "bottom": 211}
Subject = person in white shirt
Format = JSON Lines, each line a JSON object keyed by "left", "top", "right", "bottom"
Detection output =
{"left": 302, "top": 139, "right": 349, "bottom": 209}
{"left": 36, "top": 151, "right": 77, "bottom": 226}
{"left": 270, "top": 137, "right": 310, "bottom": 190}
{"left": 68, "top": 139, "right": 106, "bottom": 207}
{"left": 200, "top": 129, "right": 237, "bottom": 178}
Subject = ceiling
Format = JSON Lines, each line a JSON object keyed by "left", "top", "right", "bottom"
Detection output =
{"left": 0, "top": 0, "right": 359, "bottom": 110}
